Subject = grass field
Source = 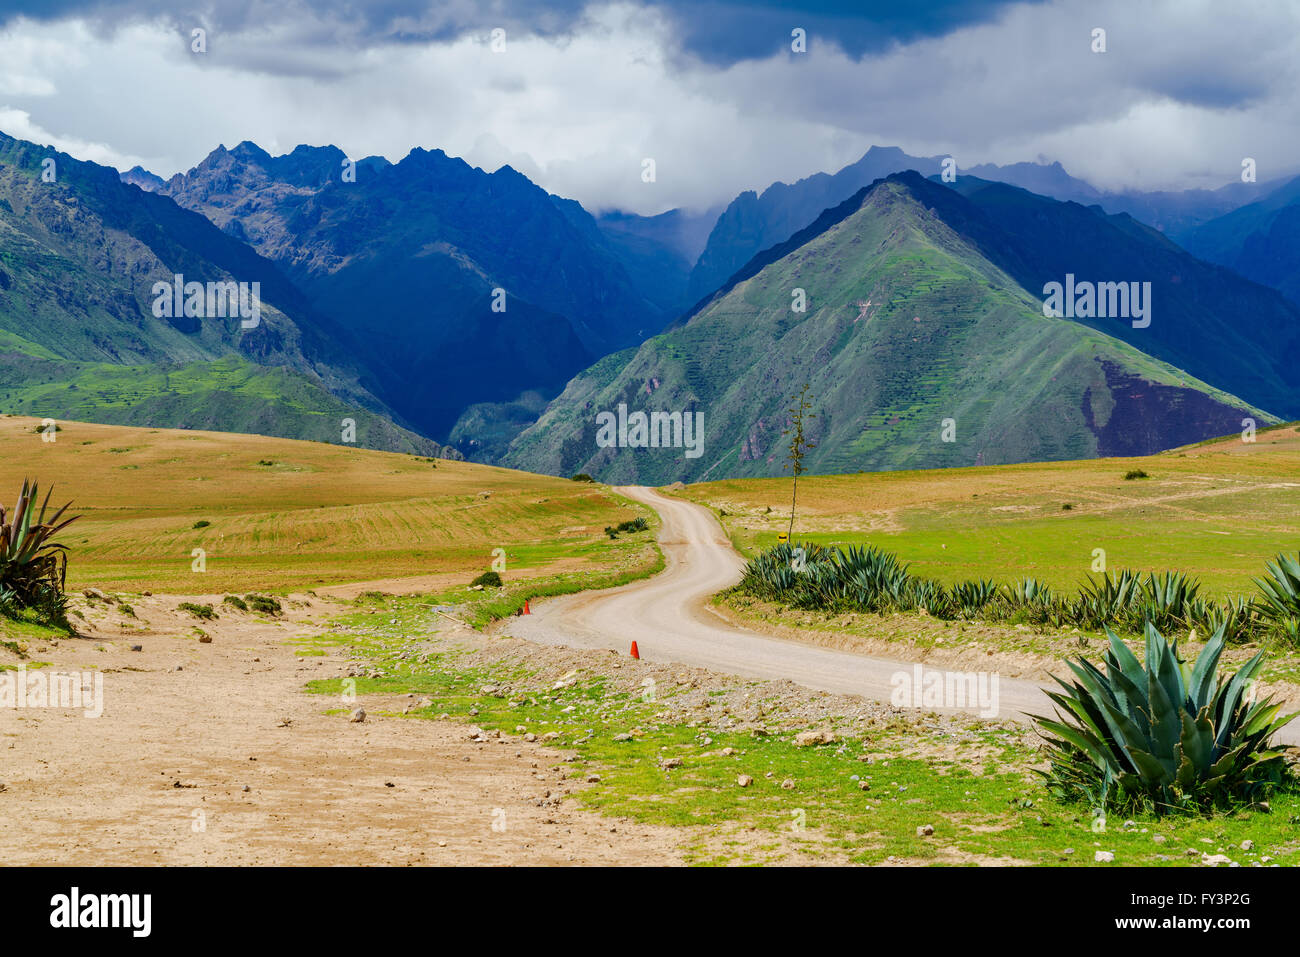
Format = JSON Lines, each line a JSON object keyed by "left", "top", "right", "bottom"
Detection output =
{"left": 0, "top": 414, "right": 657, "bottom": 594}
{"left": 675, "top": 424, "right": 1300, "bottom": 599}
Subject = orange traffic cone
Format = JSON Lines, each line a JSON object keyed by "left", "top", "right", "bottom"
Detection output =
{"left": 523, "top": 600, "right": 531, "bottom": 615}
{"left": 630, "top": 641, "right": 640, "bottom": 659}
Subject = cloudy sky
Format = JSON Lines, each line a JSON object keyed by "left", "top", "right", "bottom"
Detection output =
{"left": 0, "top": 0, "right": 1297, "bottom": 214}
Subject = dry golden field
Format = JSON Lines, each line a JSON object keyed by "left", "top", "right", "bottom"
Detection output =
{"left": 0, "top": 415, "right": 653, "bottom": 594}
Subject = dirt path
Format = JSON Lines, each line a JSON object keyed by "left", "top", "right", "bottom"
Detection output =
{"left": 505, "top": 487, "right": 1300, "bottom": 745}
{"left": 0, "top": 595, "right": 685, "bottom": 865}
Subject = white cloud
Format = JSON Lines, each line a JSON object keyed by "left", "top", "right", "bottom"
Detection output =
{"left": 0, "top": 0, "right": 1297, "bottom": 213}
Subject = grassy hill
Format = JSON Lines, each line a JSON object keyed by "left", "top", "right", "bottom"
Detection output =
{"left": 675, "top": 422, "right": 1300, "bottom": 598}
{"left": 0, "top": 415, "right": 656, "bottom": 594}
{"left": 505, "top": 174, "right": 1269, "bottom": 483}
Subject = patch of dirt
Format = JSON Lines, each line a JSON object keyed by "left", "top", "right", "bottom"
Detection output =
{"left": 0, "top": 594, "right": 687, "bottom": 866}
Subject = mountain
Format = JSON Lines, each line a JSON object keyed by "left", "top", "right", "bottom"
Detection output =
{"left": 588, "top": 205, "right": 721, "bottom": 320}
{"left": 153, "top": 142, "right": 677, "bottom": 447}
{"left": 686, "top": 148, "right": 1274, "bottom": 311}
{"left": 503, "top": 173, "right": 1269, "bottom": 484}
{"left": 0, "top": 130, "right": 448, "bottom": 455}
{"left": 686, "top": 146, "right": 944, "bottom": 304}
{"left": 941, "top": 176, "right": 1300, "bottom": 419}
{"left": 1181, "top": 175, "right": 1300, "bottom": 304}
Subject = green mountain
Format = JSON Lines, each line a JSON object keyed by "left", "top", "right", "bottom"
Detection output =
{"left": 503, "top": 173, "right": 1269, "bottom": 483}
{"left": 943, "top": 177, "right": 1300, "bottom": 419}
{"left": 0, "top": 131, "right": 449, "bottom": 455}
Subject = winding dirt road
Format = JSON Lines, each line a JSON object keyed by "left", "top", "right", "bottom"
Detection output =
{"left": 506, "top": 486, "right": 1055, "bottom": 724}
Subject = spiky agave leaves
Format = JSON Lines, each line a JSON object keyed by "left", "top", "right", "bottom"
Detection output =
{"left": 0, "top": 478, "right": 79, "bottom": 620}
{"left": 1254, "top": 552, "right": 1300, "bottom": 631}
{"left": 1032, "top": 623, "right": 1296, "bottom": 815}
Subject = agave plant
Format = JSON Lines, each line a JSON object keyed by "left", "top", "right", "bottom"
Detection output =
{"left": 0, "top": 479, "right": 79, "bottom": 622}
{"left": 1033, "top": 623, "right": 1296, "bottom": 814}
{"left": 952, "top": 579, "right": 998, "bottom": 618}
{"left": 1140, "top": 571, "right": 1200, "bottom": 632}
{"left": 1072, "top": 570, "right": 1144, "bottom": 630}
{"left": 1254, "top": 552, "right": 1300, "bottom": 631}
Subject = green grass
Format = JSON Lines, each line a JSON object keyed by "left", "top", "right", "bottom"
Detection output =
{"left": 301, "top": 593, "right": 1300, "bottom": 866}
{"left": 679, "top": 427, "right": 1300, "bottom": 599}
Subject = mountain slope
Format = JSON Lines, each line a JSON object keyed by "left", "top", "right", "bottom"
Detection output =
{"left": 1182, "top": 175, "right": 1300, "bottom": 304}
{"left": 153, "top": 143, "right": 676, "bottom": 443}
{"left": 0, "top": 130, "right": 447, "bottom": 455}
{"left": 503, "top": 174, "right": 1269, "bottom": 484}
{"left": 943, "top": 176, "right": 1300, "bottom": 418}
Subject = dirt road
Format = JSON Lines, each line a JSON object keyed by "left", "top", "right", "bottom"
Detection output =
{"left": 508, "top": 486, "right": 1300, "bottom": 743}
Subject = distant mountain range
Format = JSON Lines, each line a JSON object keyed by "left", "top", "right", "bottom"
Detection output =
{"left": 0, "top": 131, "right": 445, "bottom": 454}
{"left": 503, "top": 172, "right": 1275, "bottom": 483}
{"left": 0, "top": 127, "right": 1296, "bottom": 478}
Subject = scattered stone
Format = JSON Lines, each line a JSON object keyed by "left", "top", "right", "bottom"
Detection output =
{"left": 1202, "top": 854, "right": 1233, "bottom": 867}
{"left": 737, "top": 775, "right": 753, "bottom": 788}
{"left": 794, "top": 729, "right": 836, "bottom": 747}
{"left": 916, "top": 824, "right": 934, "bottom": 837}
{"left": 858, "top": 781, "right": 871, "bottom": 791}
{"left": 349, "top": 708, "right": 366, "bottom": 723}
{"left": 660, "top": 757, "right": 683, "bottom": 769}
{"left": 586, "top": 774, "right": 601, "bottom": 783}
{"left": 1241, "top": 839, "right": 1255, "bottom": 851}
{"left": 198, "top": 634, "right": 212, "bottom": 644}
{"left": 1152, "top": 835, "right": 1166, "bottom": 844}
{"left": 613, "top": 733, "right": 634, "bottom": 742}
{"left": 781, "top": 779, "right": 795, "bottom": 790}
{"left": 524, "top": 733, "right": 537, "bottom": 743}
{"left": 130, "top": 645, "right": 143, "bottom": 652}
{"left": 1095, "top": 851, "right": 1114, "bottom": 863}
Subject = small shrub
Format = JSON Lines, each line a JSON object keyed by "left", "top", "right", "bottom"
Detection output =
{"left": 1123, "top": 469, "right": 1149, "bottom": 480}
{"left": 256, "top": 459, "right": 275, "bottom": 467}
{"left": 615, "top": 517, "right": 649, "bottom": 534}
{"left": 1061, "top": 503, "right": 1072, "bottom": 510}
{"left": 118, "top": 603, "right": 135, "bottom": 617}
{"left": 244, "top": 594, "right": 282, "bottom": 615}
{"left": 178, "top": 602, "right": 216, "bottom": 620}
{"left": 222, "top": 595, "right": 248, "bottom": 611}
{"left": 470, "top": 571, "right": 503, "bottom": 588}
{"left": 192, "top": 520, "right": 211, "bottom": 529}
{"left": 570, "top": 473, "right": 595, "bottom": 482}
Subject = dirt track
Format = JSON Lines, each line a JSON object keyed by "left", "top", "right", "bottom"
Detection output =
{"left": 506, "top": 487, "right": 1300, "bottom": 746}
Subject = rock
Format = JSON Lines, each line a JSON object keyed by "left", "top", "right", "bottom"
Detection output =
{"left": 781, "top": 779, "right": 795, "bottom": 790}
{"left": 1095, "top": 851, "right": 1114, "bottom": 863}
{"left": 198, "top": 634, "right": 212, "bottom": 644}
{"left": 524, "top": 733, "right": 536, "bottom": 743}
{"left": 1185, "top": 848, "right": 1200, "bottom": 857}
{"left": 737, "top": 775, "right": 753, "bottom": 788}
{"left": 130, "top": 645, "right": 143, "bottom": 652}
{"left": 719, "top": 747, "right": 738, "bottom": 756}
{"left": 1202, "top": 854, "right": 1233, "bottom": 867}
{"left": 1062, "top": 848, "right": 1074, "bottom": 856}
{"left": 1152, "top": 835, "right": 1166, "bottom": 844}
{"left": 1241, "top": 839, "right": 1255, "bottom": 851}
{"left": 586, "top": 774, "right": 601, "bottom": 783}
{"left": 660, "top": 757, "right": 683, "bottom": 769}
{"left": 83, "top": 588, "right": 108, "bottom": 601}
{"left": 349, "top": 708, "right": 366, "bottom": 723}
{"left": 613, "top": 733, "right": 634, "bottom": 742}
{"left": 916, "top": 824, "right": 934, "bottom": 837}
{"left": 858, "top": 781, "right": 871, "bottom": 791}
{"left": 794, "top": 729, "right": 836, "bottom": 747}
{"left": 480, "top": 685, "right": 500, "bottom": 696}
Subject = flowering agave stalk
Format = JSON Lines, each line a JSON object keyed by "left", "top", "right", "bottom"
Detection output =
{"left": 1033, "top": 623, "right": 1296, "bottom": 815}
{"left": 0, "top": 479, "right": 79, "bottom": 618}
